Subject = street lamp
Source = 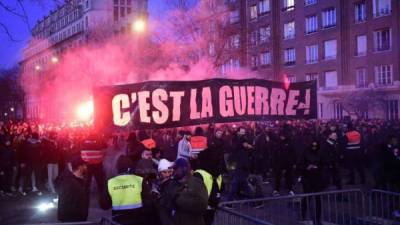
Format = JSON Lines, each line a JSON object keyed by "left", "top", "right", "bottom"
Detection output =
{"left": 35, "top": 65, "right": 41, "bottom": 71}
{"left": 51, "top": 56, "right": 59, "bottom": 63}
{"left": 10, "top": 107, "right": 14, "bottom": 112}
{"left": 132, "top": 19, "right": 146, "bottom": 34}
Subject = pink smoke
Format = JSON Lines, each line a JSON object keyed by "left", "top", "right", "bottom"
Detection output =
{"left": 21, "top": 1, "right": 259, "bottom": 122}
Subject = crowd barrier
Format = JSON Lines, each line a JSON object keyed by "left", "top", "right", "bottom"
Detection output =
{"left": 23, "top": 217, "right": 120, "bottom": 225}
{"left": 216, "top": 189, "right": 400, "bottom": 225}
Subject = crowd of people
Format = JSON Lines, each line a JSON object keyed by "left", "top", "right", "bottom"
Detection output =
{"left": 0, "top": 119, "right": 399, "bottom": 225}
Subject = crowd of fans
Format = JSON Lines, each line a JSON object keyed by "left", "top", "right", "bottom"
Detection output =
{"left": 0, "top": 119, "right": 399, "bottom": 225}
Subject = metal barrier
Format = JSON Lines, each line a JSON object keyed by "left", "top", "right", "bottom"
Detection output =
{"left": 100, "top": 217, "right": 121, "bottom": 225}
{"left": 22, "top": 217, "right": 120, "bottom": 225}
{"left": 217, "top": 189, "right": 400, "bottom": 225}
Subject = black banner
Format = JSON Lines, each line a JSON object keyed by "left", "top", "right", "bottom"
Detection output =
{"left": 93, "top": 79, "right": 317, "bottom": 130}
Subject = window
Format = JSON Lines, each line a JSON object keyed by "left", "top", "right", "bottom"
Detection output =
{"left": 375, "top": 64, "right": 393, "bottom": 85}
{"left": 322, "top": 8, "right": 336, "bottom": 28}
{"left": 287, "top": 76, "right": 296, "bottom": 83}
{"left": 284, "top": 48, "right": 296, "bottom": 65}
{"left": 325, "top": 71, "right": 338, "bottom": 87}
{"left": 259, "top": 0, "right": 270, "bottom": 14}
{"left": 356, "top": 35, "right": 367, "bottom": 56}
{"left": 324, "top": 39, "right": 337, "bottom": 60}
{"left": 85, "top": 16, "right": 89, "bottom": 28}
{"left": 283, "top": 21, "right": 295, "bottom": 39}
{"left": 374, "top": 29, "right": 391, "bottom": 51}
{"left": 305, "top": 15, "right": 318, "bottom": 34}
{"left": 355, "top": 2, "right": 367, "bottom": 23}
{"left": 250, "top": 5, "right": 257, "bottom": 20}
{"left": 230, "top": 10, "right": 240, "bottom": 24}
{"left": 333, "top": 103, "right": 343, "bottom": 119}
{"left": 120, "top": 7, "right": 125, "bottom": 17}
{"left": 114, "top": 0, "right": 119, "bottom": 4}
{"left": 306, "top": 73, "right": 319, "bottom": 87}
{"left": 209, "top": 42, "right": 215, "bottom": 56}
{"left": 222, "top": 58, "right": 240, "bottom": 74}
{"left": 114, "top": 7, "right": 119, "bottom": 21}
{"left": 250, "top": 30, "right": 258, "bottom": 46}
{"left": 373, "top": 0, "right": 391, "bottom": 17}
{"left": 259, "top": 26, "right": 271, "bottom": 43}
{"left": 127, "top": 7, "right": 131, "bottom": 14}
{"left": 260, "top": 51, "right": 271, "bottom": 65}
{"left": 231, "top": 34, "right": 240, "bottom": 48}
{"left": 305, "top": 0, "right": 317, "bottom": 6}
{"left": 250, "top": 55, "right": 258, "bottom": 68}
{"left": 319, "top": 103, "right": 323, "bottom": 118}
{"left": 306, "top": 44, "right": 318, "bottom": 64}
{"left": 283, "top": 0, "right": 294, "bottom": 11}
{"left": 386, "top": 100, "right": 399, "bottom": 120}
{"left": 356, "top": 68, "right": 367, "bottom": 88}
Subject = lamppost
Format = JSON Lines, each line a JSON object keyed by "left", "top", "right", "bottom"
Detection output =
{"left": 131, "top": 18, "right": 146, "bottom": 34}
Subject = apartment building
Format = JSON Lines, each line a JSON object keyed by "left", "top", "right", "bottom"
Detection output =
{"left": 219, "top": 0, "right": 400, "bottom": 119}
{"left": 20, "top": 0, "right": 148, "bottom": 120}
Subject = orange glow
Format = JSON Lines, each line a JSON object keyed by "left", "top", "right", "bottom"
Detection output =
{"left": 76, "top": 100, "right": 94, "bottom": 121}
{"left": 132, "top": 19, "right": 146, "bottom": 33}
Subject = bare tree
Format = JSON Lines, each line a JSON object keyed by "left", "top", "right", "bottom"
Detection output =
{"left": 340, "top": 89, "right": 387, "bottom": 118}
{"left": 153, "top": 0, "right": 234, "bottom": 71}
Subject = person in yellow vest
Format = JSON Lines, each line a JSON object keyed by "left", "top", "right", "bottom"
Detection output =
{"left": 193, "top": 147, "right": 224, "bottom": 225}
{"left": 101, "top": 155, "right": 151, "bottom": 225}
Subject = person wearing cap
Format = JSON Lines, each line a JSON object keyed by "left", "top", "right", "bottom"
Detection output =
{"left": 158, "top": 159, "right": 174, "bottom": 183}
{"left": 159, "top": 158, "right": 208, "bottom": 225}
{"left": 55, "top": 156, "right": 89, "bottom": 222}
{"left": 102, "top": 155, "right": 152, "bottom": 225}
{"left": 155, "top": 159, "right": 174, "bottom": 225}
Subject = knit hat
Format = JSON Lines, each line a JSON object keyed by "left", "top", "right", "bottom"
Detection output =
{"left": 158, "top": 159, "right": 174, "bottom": 172}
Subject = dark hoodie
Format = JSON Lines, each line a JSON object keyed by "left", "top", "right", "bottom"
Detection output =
{"left": 26, "top": 137, "right": 42, "bottom": 166}
{"left": 55, "top": 169, "right": 89, "bottom": 222}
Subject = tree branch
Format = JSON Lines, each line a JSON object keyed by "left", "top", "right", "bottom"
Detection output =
{"left": 0, "top": 22, "right": 21, "bottom": 42}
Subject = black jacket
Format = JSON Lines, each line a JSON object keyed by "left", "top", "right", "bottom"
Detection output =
{"left": 0, "top": 143, "right": 16, "bottom": 168}
{"left": 55, "top": 170, "right": 89, "bottom": 222}
{"left": 321, "top": 139, "right": 341, "bottom": 167}
{"left": 42, "top": 138, "right": 60, "bottom": 164}
{"left": 273, "top": 138, "right": 296, "bottom": 169}
{"left": 25, "top": 138, "right": 42, "bottom": 166}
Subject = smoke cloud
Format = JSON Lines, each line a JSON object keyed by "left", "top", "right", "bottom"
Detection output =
{"left": 21, "top": 1, "right": 258, "bottom": 122}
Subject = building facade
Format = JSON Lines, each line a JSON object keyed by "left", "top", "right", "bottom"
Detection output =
{"left": 20, "top": 0, "right": 148, "bottom": 120}
{"left": 218, "top": 0, "right": 400, "bottom": 119}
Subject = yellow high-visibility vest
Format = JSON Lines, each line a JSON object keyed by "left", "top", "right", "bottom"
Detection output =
{"left": 108, "top": 174, "right": 143, "bottom": 210}
{"left": 195, "top": 169, "right": 222, "bottom": 197}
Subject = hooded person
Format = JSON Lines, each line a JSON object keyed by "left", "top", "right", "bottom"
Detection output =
{"left": 55, "top": 155, "right": 89, "bottom": 222}
{"left": 193, "top": 148, "right": 224, "bottom": 225}
{"left": 300, "top": 140, "right": 325, "bottom": 225}
{"left": 126, "top": 132, "right": 145, "bottom": 168}
{"left": 159, "top": 158, "right": 208, "bottom": 225}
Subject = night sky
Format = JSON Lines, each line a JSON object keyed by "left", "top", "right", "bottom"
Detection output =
{"left": 0, "top": 0, "right": 167, "bottom": 69}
